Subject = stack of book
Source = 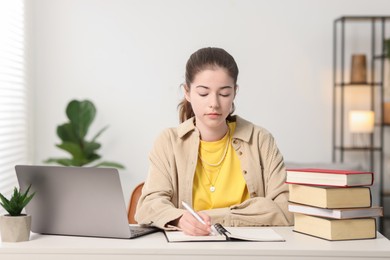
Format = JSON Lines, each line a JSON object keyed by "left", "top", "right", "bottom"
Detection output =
{"left": 286, "top": 168, "right": 383, "bottom": 241}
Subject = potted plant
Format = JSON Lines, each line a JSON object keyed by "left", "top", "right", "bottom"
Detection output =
{"left": 0, "top": 185, "right": 35, "bottom": 242}
{"left": 44, "top": 99, "right": 125, "bottom": 168}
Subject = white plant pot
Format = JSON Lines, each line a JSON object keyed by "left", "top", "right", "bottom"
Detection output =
{"left": 0, "top": 214, "right": 31, "bottom": 242}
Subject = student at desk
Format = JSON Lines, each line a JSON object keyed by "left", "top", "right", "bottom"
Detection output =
{"left": 135, "top": 47, "right": 293, "bottom": 236}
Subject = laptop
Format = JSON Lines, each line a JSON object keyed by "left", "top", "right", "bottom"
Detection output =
{"left": 15, "top": 165, "right": 159, "bottom": 239}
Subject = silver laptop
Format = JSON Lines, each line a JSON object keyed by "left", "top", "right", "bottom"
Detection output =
{"left": 15, "top": 165, "right": 158, "bottom": 239}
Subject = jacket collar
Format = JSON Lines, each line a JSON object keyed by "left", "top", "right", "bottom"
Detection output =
{"left": 177, "top": 115, "right": 253, "bottom": 143}
{"left": 177, "top": 117, "right": 197, "bottom": 138}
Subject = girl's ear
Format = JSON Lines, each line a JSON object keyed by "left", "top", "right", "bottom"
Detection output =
{"left": 183, "top": 84, "right": 191, "bottom": 102}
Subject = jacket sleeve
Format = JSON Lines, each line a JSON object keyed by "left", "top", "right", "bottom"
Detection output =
{"left": 202, "top": 131, "right": 294, "bottom": 227}
{"left": 134, "top": 130, "right": 185, "bottom": 229}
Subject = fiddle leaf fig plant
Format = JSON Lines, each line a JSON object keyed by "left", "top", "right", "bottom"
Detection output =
{"left": 44, "top": 99, "right": 125, "bottom": 169}
{"left": 0, "top": 185, "right": 35, "bottom": 216}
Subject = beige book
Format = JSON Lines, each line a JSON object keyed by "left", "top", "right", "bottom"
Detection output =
{"left": 288, "top": 184, "right": 371, "bottom": 208}
{"left": 293, "top": 213, "right": 376, "bottom": 241}
{"left": 286, "top": 168, "right": 373, "bottom": 186}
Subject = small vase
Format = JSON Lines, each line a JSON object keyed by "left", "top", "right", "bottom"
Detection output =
{"left": 350, "top": 54, "right": 367, "bottom": 84}
{"left": 0, "top": 214, "right": 31, "bottom": 242}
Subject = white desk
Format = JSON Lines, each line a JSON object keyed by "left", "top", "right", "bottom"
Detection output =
{"left": 1, "top": 227, "right": 390, "bottom": 260}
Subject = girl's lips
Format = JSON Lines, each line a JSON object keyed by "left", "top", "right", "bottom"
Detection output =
{"left": 206, "top": 113, "right": 221, "bottom": 119}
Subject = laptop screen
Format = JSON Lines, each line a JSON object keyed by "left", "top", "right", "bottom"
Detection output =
{"left": 16, "top": 165, "right": 132, "bottom": 238}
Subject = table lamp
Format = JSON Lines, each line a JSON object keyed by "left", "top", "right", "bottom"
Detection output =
{"left": 349, "top": 110, "right": 374, "bottom": 146}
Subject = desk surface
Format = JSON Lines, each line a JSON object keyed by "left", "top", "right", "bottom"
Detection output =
{"left": 1, "top": 227, "right": 390, "bottom": 260}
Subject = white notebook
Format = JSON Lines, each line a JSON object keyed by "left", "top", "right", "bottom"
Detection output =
{"left": 164, "top": 224, "right": 285, "bottom": 242}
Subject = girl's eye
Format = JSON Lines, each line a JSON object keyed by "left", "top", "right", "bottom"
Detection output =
{"left": 198, "top": 93, "right": 208, "bottom": 97}
{"left": 220, "top": 94, "right": 231, "bottom": 97}
{"left": 219, "top": 91, "right": 232, "bottom": 97}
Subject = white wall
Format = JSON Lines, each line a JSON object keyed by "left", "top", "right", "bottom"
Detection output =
{"left": 28, "top": 0, "right": 390, "bottom": 202}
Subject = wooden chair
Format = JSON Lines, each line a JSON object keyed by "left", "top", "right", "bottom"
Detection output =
{"left": 127, "top": 182, "right": 144, "bottom": 224}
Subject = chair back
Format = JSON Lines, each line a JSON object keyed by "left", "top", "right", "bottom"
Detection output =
{"left": 127, "top": 182, "right": 144, "bottom": 224}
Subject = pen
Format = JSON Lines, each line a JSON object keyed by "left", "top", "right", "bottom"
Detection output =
{"left": 182, "top": 201, "right": 206, "bottom": 224}
{"left": 181, "top": 201, "right": 217, "bottom": 235}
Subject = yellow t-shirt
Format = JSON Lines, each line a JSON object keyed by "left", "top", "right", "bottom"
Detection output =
{"left": 193, "top": 122, "right": 249, "bottom": 211}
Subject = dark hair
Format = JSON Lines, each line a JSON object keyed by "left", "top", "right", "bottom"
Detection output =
{"left": 178, "top": 47, "right": 239, "bottom": 123}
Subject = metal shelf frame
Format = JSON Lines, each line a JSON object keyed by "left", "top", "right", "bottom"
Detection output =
{"left": 332, "top": 16, "right": 390, "bottom": 232}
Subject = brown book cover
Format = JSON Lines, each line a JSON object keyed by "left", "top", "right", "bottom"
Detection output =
{"left": 288, "top": 184, "right": 372, "bottom": 208}
{"left": 293, "top": 213, "right": 377, "bottom": 241}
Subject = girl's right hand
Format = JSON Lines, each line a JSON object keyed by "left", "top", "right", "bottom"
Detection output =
{"left": 176, "top": 211, "right": 212, "bottom": 236}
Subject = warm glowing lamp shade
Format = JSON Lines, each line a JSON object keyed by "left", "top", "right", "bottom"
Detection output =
{"left": 349, "top": 110, "right": 375, "bottom": 133}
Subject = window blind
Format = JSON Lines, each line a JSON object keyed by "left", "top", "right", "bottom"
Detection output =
{"left": 0, "top": 0, "right": 29, "bottom": 214}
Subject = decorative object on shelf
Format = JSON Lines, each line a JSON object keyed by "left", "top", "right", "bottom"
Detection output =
{"left": 350, "top": 54, "right": 367, "bottom": 84}
{"left": 384, "top": 39, "right": 390, "bottom": 124}
{"left": 0, "top": 185, "right": 35, "bottom": 242}
{"left": 385, "top": 38, "right": 390, "bottom": 59}
{"left": 349, "top": 110, "right": 375, "bottom": 147}
{"left": 384, "top": 103, "right": 390, "bottom": 125}
{"left": 44, "top": 99, "right": 125, "bottom": 169}
{"left": 349, "top": 110, "right": 375, "bottom": 133}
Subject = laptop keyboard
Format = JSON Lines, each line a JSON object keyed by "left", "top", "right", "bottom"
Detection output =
{"left": 129, "top": 225, "right": 159, "bottom": 238}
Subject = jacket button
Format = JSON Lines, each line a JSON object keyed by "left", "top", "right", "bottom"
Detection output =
{"left": 238, "top": 151, "right": 243, "bottom": 155}
{"left": 233, "top": 140, "right": 238, "bottom": 144}
{"left": 243, "top": 170, "right": 247, "bottom": 174}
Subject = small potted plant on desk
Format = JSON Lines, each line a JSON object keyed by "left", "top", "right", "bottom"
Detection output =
{"left": 0, "top": 185, "right": 35, "bottom": 242}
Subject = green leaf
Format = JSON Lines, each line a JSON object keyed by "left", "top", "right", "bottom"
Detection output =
{"left": 85, "top": 153, "right": 101, "bottom": 163}
{"left": 56, "top": 142, "right": 85, "bottom": 160}
{"left": 19, "top": 185, "right": 35, "bottom": 212}
{"left": 0, "top": 193, "right": 11, "bottom": 210}
{"left": 66, "top": 100, "right": 96, "bottom": 139}
{"left": 93, "top": 161, "right": 125, "bottom": 169}
{"left": 385, "top": 39, "right": 390, "bottom": 59}
{"left": 83, "top": 141, "right": 101, "bottom": 157}
{"left": 44, "top": 158, "right": 78, "bottom": 166}
{"left": 91, "top": 125, "right": 109, "bottom": 143}
{"left": 57, "top": 123, "right": 79, "bottom": 143}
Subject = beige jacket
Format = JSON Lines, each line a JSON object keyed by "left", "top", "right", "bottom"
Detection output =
{"left": 135, "top": 116, "right": 294, "bottom": 229}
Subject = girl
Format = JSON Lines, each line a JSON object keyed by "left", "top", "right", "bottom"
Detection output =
{"left": 135, "top": 47, "right": 293, "bottom": 235}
